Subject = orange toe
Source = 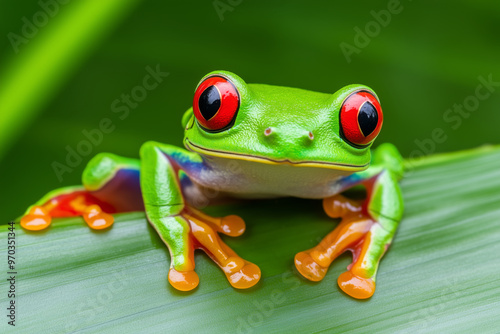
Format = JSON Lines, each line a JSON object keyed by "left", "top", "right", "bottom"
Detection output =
{"left": 83, "top": 205, "right": 114, "bottom": 230}
{"left": 20, "top": 206, "right": 52, "bottom": 231}
{"left": 294, "top": 251, "right": 328, "bottom": 282}
{"left": 338, "top": 271, "right": 375, "bottom": 299}
{"left": 227, "top": 262, "right": 261, "bottom": 289}
{"left": 220, "top": 215, "right": 246, "bottom": 236}
{"left": 168, "top": 269, "right": 199, "bottom": 291}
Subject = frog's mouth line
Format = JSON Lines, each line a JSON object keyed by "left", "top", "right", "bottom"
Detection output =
{"left": 184, "top": 138, "right": 368, "bottom": 171}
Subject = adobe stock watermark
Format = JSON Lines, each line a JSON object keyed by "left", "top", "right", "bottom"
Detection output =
{"left": 235, "top": 271, "right": 301, "bottom": 334}
{"left": 51, "top": 64, "right": 169, "bottom": 182}
{"left": 213, "top": 0, "right": 243, "bottom": 21}
{"left": 63, "top": 270, "right": 129, "bottom": 332}
{"left": 406, "top": 74, "right": 499, "bottom": 171}
{"left": 340, "top": 0, "right": 413, "bottom": 64}
{"left": 7, "top": 0, "right": 72, "bottom": 54}
{"left": 406, "top": 277, "right": 462, "bottom": 332}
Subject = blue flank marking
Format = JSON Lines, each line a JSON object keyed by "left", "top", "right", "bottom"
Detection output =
{"left": 338, "top": 173, "right": 364, "bottom": 191}
{"left": 167, "top": 150, "right": 207, "bottom": 177}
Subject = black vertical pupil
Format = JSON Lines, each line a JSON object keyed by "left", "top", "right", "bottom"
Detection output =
{"left": 358, "top": 102, "right": 378, "bottom": 136}
{"left": 199, "top": 85, "right": 221, "bottom": 120}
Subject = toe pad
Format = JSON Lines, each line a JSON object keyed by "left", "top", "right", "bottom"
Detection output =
{"left": 227, "top": 263, "right": 261, "bottom": 289}
{"left": 338, "top": 271, "right": 375, "bottom": 299}
{"left": 168, "top": 269, "right": 199, "bottom": 291}
{"left": 294, "top": 251, "right": 328, "bottom": 282}
{"left": 20, "top": 206, "right": 51, "bottom": 231}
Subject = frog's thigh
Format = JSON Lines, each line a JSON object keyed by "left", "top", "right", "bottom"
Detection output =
{"left": 83, "top": 153, "right": 143, "bottom": 211}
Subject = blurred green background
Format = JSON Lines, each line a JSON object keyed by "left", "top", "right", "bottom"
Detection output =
{"left": 0, "top": 0, "right": 499, "bottom": 222}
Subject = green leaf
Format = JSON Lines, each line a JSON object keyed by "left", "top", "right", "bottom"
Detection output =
{"left": 0, "top": 0, "right": 141, "bottom": 159}
{"left": 1, "top": 146, "right": 499, "bottom": 333}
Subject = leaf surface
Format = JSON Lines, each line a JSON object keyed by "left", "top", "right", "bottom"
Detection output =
{"left": 1, "top": 147, "right": 499, "bottom": 333}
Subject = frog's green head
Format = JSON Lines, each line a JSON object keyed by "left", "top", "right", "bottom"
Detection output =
{"left": 182, "top": 71, "right": 383, "bottom": 171}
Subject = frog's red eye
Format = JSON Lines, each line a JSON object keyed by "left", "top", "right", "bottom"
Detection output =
{"left": 339, "top": 91, "right": 383, "bottom": 147}
{"left": 193, "top": 75, "right": 240, "bottom": 132}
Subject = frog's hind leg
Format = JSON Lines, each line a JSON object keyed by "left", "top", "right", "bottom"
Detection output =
{"left": 21, "top": 153, "right": 142, "bottom": 231}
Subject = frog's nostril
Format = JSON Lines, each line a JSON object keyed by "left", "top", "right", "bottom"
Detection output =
{"left": 263, "top": 127, "right": 314, "bottom": 145}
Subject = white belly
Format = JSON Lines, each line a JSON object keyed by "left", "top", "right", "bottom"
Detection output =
{"left": 188, "top": 156, "right": 355, "bottom": 199}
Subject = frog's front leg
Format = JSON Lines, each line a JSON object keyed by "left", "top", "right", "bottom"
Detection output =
{"left": 140, "top": 141, "right": 261, "bottom": 291}
{"left": 295, "top": 144, "right": 404, "bottom": 299}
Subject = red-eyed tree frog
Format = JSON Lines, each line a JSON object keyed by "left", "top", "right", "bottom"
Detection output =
{"left": 21, "top": 71, "right": 404, "bottom": 299}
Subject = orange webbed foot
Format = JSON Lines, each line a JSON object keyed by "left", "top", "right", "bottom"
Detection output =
{"left": 82, "top": 205, "right": 114, "bottom": 230}
{"left": 21, "top": 194, "right": 115, "bottom": 231}
{"left": 295, "top": 194, "right": 381, "bottom": 299}
{"left": 182, "top": 209, "right": 261, "bottom": 290}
